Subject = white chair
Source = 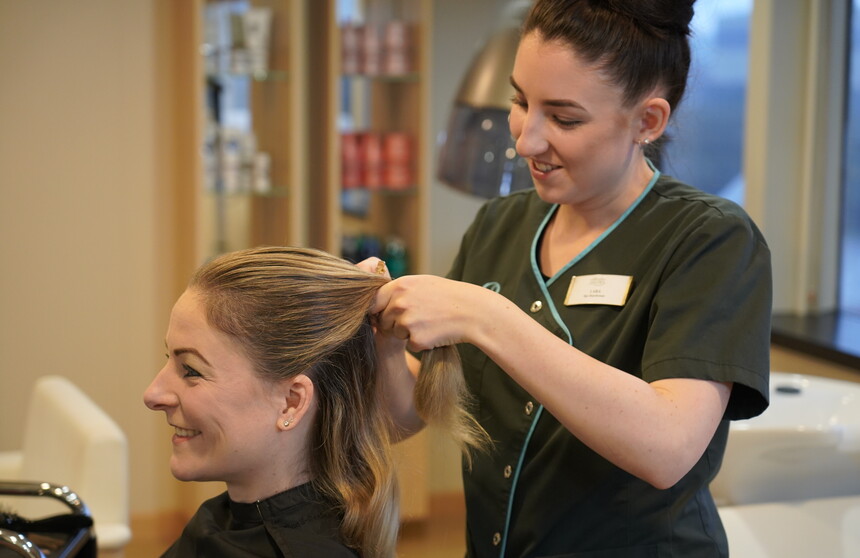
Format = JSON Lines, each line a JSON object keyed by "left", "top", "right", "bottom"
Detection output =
{"left": 0, "top": 375, "right": 130, "bottom": 557}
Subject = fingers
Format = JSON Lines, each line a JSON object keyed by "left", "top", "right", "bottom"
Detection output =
{"left": 356, "top": 256, "right": 391, "bottom": 279}
{"left": 370, "top": 281, "right": 413, "bottom": 341}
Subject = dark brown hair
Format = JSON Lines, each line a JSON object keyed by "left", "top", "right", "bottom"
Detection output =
{"left": 522, "top": 0, "right": 695, "bottom": 111}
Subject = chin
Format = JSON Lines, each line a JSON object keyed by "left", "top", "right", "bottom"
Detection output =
{"left": 170, "top": 459, "right": 207, "bottom": 483}
{"left": 533, "top": 185, "right": 572, "bottom": 206}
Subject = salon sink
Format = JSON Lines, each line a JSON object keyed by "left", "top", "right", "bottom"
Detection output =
{"left": 710, "top": 371, "right": 860, "bottom": 506}
{"left": 718, "top": 494, "right": 860, "bottom": 557}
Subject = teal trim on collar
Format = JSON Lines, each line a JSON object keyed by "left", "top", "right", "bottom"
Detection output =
{"left": 529, "top": 206, "right": 574, "bottom": 345}
{"left": 543, "top": 161, "right": 662, "bottom": 288}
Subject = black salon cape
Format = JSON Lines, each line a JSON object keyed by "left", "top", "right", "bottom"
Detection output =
{"left": 160, "top": 483, "right": 358, "bottom": 558}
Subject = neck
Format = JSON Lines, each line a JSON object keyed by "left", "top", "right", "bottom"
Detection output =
{"left": 556, "top": 157, "right": 654, "bottom": 235}
{"left": 227, "top": 471, "right": 311, "bottom": 503}
{"left": 539, "top": 158, "right": 654, "bottom": 276}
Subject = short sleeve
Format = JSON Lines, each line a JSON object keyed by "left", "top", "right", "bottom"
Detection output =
{"left": 642, "top": 209, "right": 772, "bottom": 420}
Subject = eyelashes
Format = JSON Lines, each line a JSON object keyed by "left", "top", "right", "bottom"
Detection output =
{"left": 182, "top": 364, "right": 202, "bottom": 378}
{"left": 164, "top": 352, "right": 203, "bottom": 379}
{"left": 509, "top": 95, "right": 583, "bottom": 129}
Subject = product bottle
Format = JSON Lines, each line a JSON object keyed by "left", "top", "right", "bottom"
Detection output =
{"left": 384, "top": 237, "right": 409, "bottom": 278}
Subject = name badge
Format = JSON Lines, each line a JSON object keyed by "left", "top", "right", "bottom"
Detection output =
{"left": 564, "top": 274, "right": 633, "bottom": 307}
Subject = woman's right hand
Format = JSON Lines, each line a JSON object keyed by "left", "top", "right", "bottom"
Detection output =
{"left": 370, "top": 274, "right": 496, "bottom": 352}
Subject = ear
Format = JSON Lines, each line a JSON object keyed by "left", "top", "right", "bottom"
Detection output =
{"left": 635, "top": 96, "right": 671, "bottom": 145}
{"left": 276, "top": 374, "right": 315, "bottom": 431}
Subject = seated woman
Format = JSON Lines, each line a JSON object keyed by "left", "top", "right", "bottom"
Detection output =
{"left": 144, "top": 246, "right": 487, "bottom": 558}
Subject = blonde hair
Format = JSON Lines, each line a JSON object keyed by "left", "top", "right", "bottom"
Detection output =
{"left": 189, "top": 246, "right": 488, "bottom": 558}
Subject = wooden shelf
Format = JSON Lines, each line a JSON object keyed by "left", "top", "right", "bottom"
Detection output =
{"left": 175, "top": 0, "right": 431, "bottom": 520}
{"left": 307, "top": 0, "right": 432, "bottom": 518}
{"left": 308, "top": 0, "right": 430, "bottom": 278}
{"left": 196, "top": 0, "right": 308, "bottom": 261}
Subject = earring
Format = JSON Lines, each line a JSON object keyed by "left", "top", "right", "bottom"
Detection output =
{"left": 283, "top": 419, "right": 292, "bottom": 428}
{"left": 638, "top": 138, "right": 651, "bottom": 147}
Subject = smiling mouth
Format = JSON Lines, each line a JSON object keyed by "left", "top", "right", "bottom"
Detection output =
{"left": 174, "top": 426, "right": 201, "bottom": 438}
{"left": 532, "top": 159, "right": 559, "bottom": 173}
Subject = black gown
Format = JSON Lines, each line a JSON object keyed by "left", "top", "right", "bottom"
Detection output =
{"left": 161, "top": 482, "right": 359, "bottom": 558}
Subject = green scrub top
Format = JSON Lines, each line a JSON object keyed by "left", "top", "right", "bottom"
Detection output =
{"left": 448, "top": 171, "right": 772, "bottom": 558}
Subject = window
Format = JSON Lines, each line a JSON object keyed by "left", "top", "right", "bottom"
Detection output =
{"left": 841, "top": 0, "right": 860, "bottom": 314}
{"left": 661, "top": 0, "right": 753, "bottom": 205}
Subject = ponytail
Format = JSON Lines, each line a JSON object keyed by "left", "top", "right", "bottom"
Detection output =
{"left": 415, "top": 346, "right": 491, "bottom": 469}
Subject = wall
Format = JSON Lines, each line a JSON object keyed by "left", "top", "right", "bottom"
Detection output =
{"left": 0, "top": 0, "right": 183, "bottom": 516}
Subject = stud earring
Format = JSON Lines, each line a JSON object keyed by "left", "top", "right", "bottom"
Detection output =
{"left": 283, "top": 419, "right": 292, "bottom": 428}
{"left": 638, "top": 138, "right": 651, "bottom": 147}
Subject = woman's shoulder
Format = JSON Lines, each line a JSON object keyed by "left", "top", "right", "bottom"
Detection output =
{"left": 647, "top": 173, "right": 767, "bottom": 243}
{"left": 651, "top": 174, "right": 750, "bottom": 218}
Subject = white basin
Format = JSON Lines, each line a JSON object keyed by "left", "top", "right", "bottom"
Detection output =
{"left": 710, "top": 371, "right": 860, "bottom": 506}
{"left": 719, "top": 495, "right": 860, "bottom": 557}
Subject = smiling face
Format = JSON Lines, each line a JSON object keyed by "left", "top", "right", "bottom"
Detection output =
{"left": 509, "top": 32, "right": 655, "bottom": 210}
{"left": 143, "top": 289, "right": 306, "bottom": 500}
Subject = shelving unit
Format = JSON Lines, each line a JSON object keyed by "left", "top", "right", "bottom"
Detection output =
{"left": 308, "top": 0, "right": 430, "bottom": 279}
{"left": 307, "top": 0, "right": 432, "bottom": 521}
{"left": 175, "top": 0, "right": 431, "bottom": 521}
{"left": 198, "top": 0, "right": 308, "bottom": 262}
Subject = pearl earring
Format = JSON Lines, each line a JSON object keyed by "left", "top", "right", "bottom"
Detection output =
{"left": 283, "top": 419, "right": 292, "bottom": 428}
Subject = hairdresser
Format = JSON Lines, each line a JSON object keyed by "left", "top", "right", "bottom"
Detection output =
{"left": 364, "top": 1, "right": 772, "bottom": 556}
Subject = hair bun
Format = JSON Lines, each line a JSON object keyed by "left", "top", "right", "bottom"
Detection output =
{"left": 604, "top": 0, "right": 696, "bottom": 37}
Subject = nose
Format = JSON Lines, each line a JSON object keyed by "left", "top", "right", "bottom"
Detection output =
{"left": 509, "top": 105, "right": 548, "bottom": 158}
{"left": 144, "top": 364, "right": 178, "bottom": 411}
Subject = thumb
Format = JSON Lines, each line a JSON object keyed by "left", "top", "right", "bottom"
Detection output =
{"left": 370, "top": 281, "right": 394, "bottom": 315}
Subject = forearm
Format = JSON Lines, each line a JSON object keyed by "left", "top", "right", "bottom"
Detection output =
{"left": 373, "top": 275, "right": 730, "bottom": 485}
{"left": 469, "top": 294, "right": 730, "bottom": 488}
{"left": 376, "top": 335, "right": 424, "bottom": 440}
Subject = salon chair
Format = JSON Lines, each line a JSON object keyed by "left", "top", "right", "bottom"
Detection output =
{"left": 0, "top": 376, "right": 130, "bottom": 557}
{"left": 0, "top": 481, "right": 95, "bottom": 557}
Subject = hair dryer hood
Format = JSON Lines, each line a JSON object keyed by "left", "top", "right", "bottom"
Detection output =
{"left": 437, "top": 26, "right": 532, "bottom": 198}
{"left": 455, "top": 27, "right": 521, "bottom": 110}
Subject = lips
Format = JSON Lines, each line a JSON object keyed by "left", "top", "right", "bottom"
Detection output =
{"left": 173, "top": 426, "right": 201, "bottom": 438}
{"left": 531, "top": 159, "right": 560, "bottom": 173}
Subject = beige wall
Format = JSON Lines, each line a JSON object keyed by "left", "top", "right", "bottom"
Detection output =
{"left": 0, "top": 0, "right": 183, "bottom": 515}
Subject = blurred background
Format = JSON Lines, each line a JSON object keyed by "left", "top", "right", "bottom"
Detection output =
{"left": 1, "top": 0, "right": 859, "bottom": 555}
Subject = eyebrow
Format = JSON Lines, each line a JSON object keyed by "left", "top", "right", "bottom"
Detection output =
{"left": 165, "top": 341, "right": 212, "bottom": 366}
{"left": 509, "top": 76, "right": 586, "bottom": 110}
